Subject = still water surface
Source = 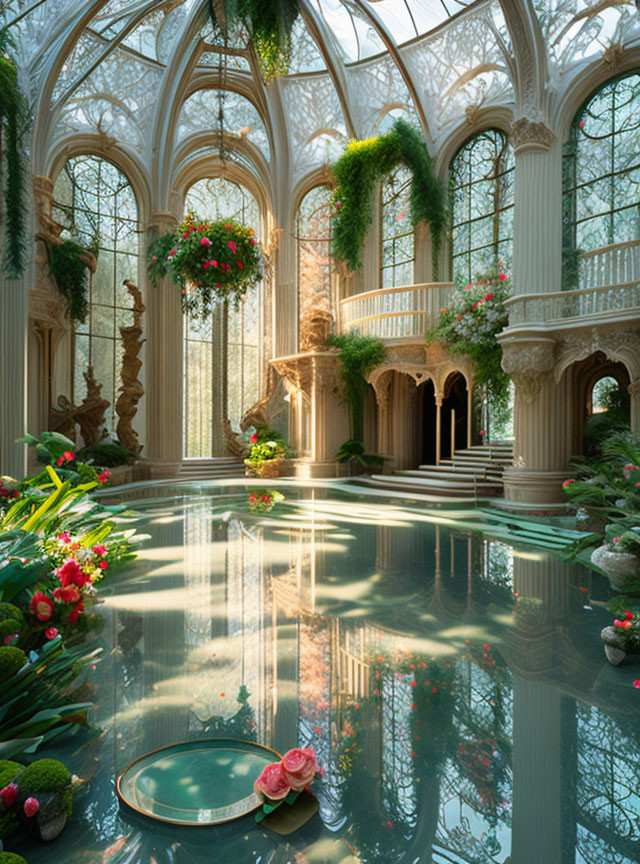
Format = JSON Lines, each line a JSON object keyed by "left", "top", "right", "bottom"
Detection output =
{"left": 20, "top": 485, "right": 640, "bottom": 864}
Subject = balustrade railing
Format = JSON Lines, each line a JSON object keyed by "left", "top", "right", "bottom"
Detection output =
{"left": 340, "top": 282, "right": 454, "bottom": 341}
{"left": 580, "top": 240, "right": 640, "bottom": 290}
{"left": 508, "top": 240, "right": 640, "bottom": 327}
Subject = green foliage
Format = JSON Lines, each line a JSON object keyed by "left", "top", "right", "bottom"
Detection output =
{"left": 210, "top": 0, "right": 300, "bottom": 81}
{"left": 47, "top": 240, "right": 93, "bottom": 325}
{"left": 0, "top": 28, "right": 30, "bottom": 278}
{"left": 584, "top": 379, "right": 630, "bottom": 455}
{"left": 328, "top": 332, "right": 386, "bottom": 442}
{"left": 18, "top": 758, "right": 71, "bottom": 798}
{"left": 0, "top": 604, "right": 25, "bottom": 645}
{"left": 331, "top": 120, "right": 446, "bottom": 271}
{"left": 147, "top": 215, "right": 262, "bottom": 319}
{"left": 0, "top": 853, "right": 29, "bottom": 864}
{"left": 244, "top": 439, "right": 287, "bottom": 472}
{"left": 0, "top": 760, "right": 22, "bottom": 788}
{"left": 76, "top": 440, "right": 134, "bottom": 467}
{"left": 335, "top": 440, "right": 383, "bottom": 469}
{"left": 0, "top": 647, "right": 26, "bottom": 683}
{"left": 147, "top": 229, "right": 177, "bottom": 286}
{"left": 426, "top": 267, "right": 512, "bottom": 436}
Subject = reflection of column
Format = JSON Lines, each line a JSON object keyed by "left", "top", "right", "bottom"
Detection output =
{"left": 210, "top": 303, "right": 226, "bottom": 456}
{"left": 511, "top": 677, "right": 565, "bottom": 864}
{"left": 145, "top": 211, "right": 182, "bottom": 476}
{"left": 467, "top": 385, "right": 473, "bottom": 448}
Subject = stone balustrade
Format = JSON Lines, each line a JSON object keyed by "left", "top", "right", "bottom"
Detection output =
{"left": 580, "top": 239, "right": 640, "bottom": 290}
{"left": 339, "top": 282, "right": 454, "bottom": 341}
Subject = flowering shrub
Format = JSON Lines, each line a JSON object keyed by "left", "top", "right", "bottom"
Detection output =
{"left": 426, "top": 266, "right": 511, "bottom": 436}
{"left": 244, "top": 440, "right": 287, "bottom": 476}
{"left": 148, "top": 215, "right": 263, "bottom": 319}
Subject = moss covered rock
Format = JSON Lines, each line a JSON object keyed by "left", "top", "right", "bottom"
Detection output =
{"left": 0, "top": 853, "right": 29, "bottom": 864}
{"left": 18, "top": 759, "right": 73, "bottom": 820}
{"left": 0, "top": 647, "right": 27, "bottom": 683}
{"left": 0, "top": 760, "right": 23, "bottom": 788}
{"left": 0, "top": 602, "right": 26, "bottom": 645}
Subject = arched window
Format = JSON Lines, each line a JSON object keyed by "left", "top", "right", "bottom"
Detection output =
{"left": 450, "top": 129, "right": 514, "bottom": 282}
{"left": 381, "top": 164, "right": 414, "bottom": 288}
{"left": 53, "top": 155, "right": 139, "bottom": 431}
{"left": 296, "top": 185, "right": 333, "bottom": 339}
{"left": 563, "top": 73, "right": 640, "bottom": 284}
{"left": 183, "top": 177, "right": 262, "bottom": 458}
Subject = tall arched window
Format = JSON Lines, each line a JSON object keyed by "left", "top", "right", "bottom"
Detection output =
{"left": 296, "top": 185, "right": 333, "bottom": 340}
{"left": 53, "top": 155, "right": 139, "bottom": 431}
{"left": 450, "top": 129, "right": 514, "bottom": 282}
{"left": 381, "top": 164, "right": 414, "bottom": 288}
{"left": 183, "top": 177, "right": 262, "bottom": 458}
{"left": 563, "top": 73, "right": 640, "bottom": 284}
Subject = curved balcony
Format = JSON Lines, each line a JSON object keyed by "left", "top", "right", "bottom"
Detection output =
{"left": 339, "top": 282, "right": 455, "bottom": 341}
{"left": 507, "top": 240, "right": 640, "bottom": 327}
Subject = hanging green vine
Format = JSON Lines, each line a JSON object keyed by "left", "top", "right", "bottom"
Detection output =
{"left": 0, "top": 28, "right": 30, "bottom": 278}
{"left": 331, "top": 119, "right": 446, "bottom": 272}
{"left": 328, "top": 332, "right": 386, "bottom": 443}
{"left": 210, "top": 0, "right": 300, "bottom": 82}
{"left": 47, "top": 240, "right": 93, "bottom": 325}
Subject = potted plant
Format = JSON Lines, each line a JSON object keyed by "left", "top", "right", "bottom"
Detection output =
{"left": 244, "top": 438, "right": 287, "bottom": 479}
{"left": 591, "top": 524, "right": 640, "bottom": 591}
{"left": 335, "top": 440, "right": 383, "bottom": 476}
{"left": 600, "top": 608, "right": 640, "bottom": 665}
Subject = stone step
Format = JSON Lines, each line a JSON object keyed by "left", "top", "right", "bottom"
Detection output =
{"left": 365, "top": 474, "right": 502, "bottom": 497}
{"left": 394, "top": 469, "right": 503, "bottom": 489}
{"left": 179, "top": 459, "right": 244, "bottom": 478}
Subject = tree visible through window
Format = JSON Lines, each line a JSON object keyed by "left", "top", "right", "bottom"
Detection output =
{"left": 53, "top": 155, "right": 139, "bottom": 432}
{"left": 563, "top": 73, "right": 640, "bottom": 278}
{"left": 296, "top": 185, "right": 333, "bottom": 343}
{"left": 450, "top": 129, "right": 514, "bottom": 283}
{"left": 183, "top": 176, "right": 262, "bottom": 458}
{"left": 381, "top": 164, "right": 414, "bottom": 288}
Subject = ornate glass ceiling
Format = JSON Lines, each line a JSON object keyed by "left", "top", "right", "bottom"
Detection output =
{"left": 3, "top": 0, "right": 639, "bottom": 203}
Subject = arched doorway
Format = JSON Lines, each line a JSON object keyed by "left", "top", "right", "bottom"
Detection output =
{"left": 418, "top": 379, "right": 437, "bottom": 466}
{"left": 441, "top": 372, "right": 468, "bottom": 460}
{"left": 568, "top": 352, "right": 630, "bottom": 456}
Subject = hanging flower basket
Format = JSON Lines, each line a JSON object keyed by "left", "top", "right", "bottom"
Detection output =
{"left": 148, "top": 215, "right": 263, "bottom": 319}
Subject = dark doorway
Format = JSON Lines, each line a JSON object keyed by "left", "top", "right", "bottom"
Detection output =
{"left": 441, "top": 372, "right": 467, "bottom": 459}
{"left": 420, "top": 379, "right": 437, "bottom": 465}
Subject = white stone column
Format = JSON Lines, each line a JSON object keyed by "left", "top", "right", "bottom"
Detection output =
{"left": 511, "top": 120, "right": 562, "bottom": 297}
{"left": 630, "top": 378, "right": 640, "bottom": 435}
{"left": 144, "top": 212, "right": 183, "bottom": 476}
{"left": 501, "top": 336, "right": 571, "bottom": 504}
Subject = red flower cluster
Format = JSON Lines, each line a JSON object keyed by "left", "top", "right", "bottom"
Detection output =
{"left": 98, "top": 468, "right": 111, "bottom": 484}
{"left": 56, "top": 450, "right": 75, "bottom": 467}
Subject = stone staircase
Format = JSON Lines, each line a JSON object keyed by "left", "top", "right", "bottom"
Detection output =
{"left": 178, "top": 458, "right": 244, "bottom": 481}
{"left": 359, "top": 442, "right": 513, "bottom": 499}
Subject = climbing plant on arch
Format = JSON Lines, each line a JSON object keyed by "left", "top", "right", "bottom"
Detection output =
{"left": 331, "top": 119, "right": 447, "bottom": 272}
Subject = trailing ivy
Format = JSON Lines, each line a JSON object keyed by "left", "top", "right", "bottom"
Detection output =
{"left": 331, "top": 120, "right": 446, "bottom": 272}
{"left": 210, "top": 0, "right": 300, "bottom": 82}
{"left": 47, "top": 239, "right": 92, "bottom": 325}
{"left": 328, "top": 332, "right": 386, "bottom": 443}
{"left": 425, "top": 267, "right": 512, "bottom": 437}
{"left": 0, "top": 28, "right": 30, "bottom": 278}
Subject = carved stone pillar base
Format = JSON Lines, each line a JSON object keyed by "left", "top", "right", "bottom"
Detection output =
{"left": 140, "top": 458, "right": 183, "bottom": 480}
{"left": 286, "top": 458, "right": 349, "bottom": 479}
{"left": 502, "top": 468, "right": 570, "bottom": 506}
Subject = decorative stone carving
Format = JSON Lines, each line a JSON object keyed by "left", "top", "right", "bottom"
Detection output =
{"left": 241, "top": 372, "right": 288, "bottom": 432}
{"left": 371, "top": 369, "right": 393, "bottom": 412}
{"left": 79, "top": 366, "right": 110, "bottom": 446}
{"left": 115, "top": 280, "right": 144, "bottom": 457}
{"left": 554, "top": 326, "right": 640, "bottom": 382}
{"left": 223, "top": 418, "right": 247, "bottom": 458}
{"left": 33, "top": 175, "right": 63, "bottom": 243}
{"left": 299, "top": 308, "right": 334, "bottom": 352}
{"left": 510, "top": 118, "right": 555, "bottom": 155}
{"left": 500, "top": 338, "right": 556, "bottom": 403}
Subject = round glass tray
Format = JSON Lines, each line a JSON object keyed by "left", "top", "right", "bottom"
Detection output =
{"left": 116, "top": 738, "right": 281, "bottom": 825}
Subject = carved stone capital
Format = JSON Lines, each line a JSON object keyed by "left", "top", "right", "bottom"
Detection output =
{"left": 270, "top": 351, "right": 343, "bottom": 401}
{"left": 371, "top": 369, "right": 393, "bottom": 412}
{"left": 628, "top": 378, "right": 640, "bottom": 399}
{"left": 33, "top": 174, "right": 63, "bottom": 242}
{"left": 147, "top": 211, "right": 179, "bottom": 232}
{"left": 510, "top": 118, "right": 555, "bottom": 155}
{"left": 501, "top": 337, "right": 556, "bottom": 403}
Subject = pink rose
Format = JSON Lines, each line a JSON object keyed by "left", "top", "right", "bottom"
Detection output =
{"left": 237, "top": 261, "right": 243, "bottom": 269}
{"left": 499, "top": 273, "right": 507, "bottom": 281}
{"left": 24, "top": 797, "right": 39, "bottom": 817}
{"left": 200, "top": 237, "right": 212, "bottom": 246}
{"left": 45, "top": 627, "right": 59, "bottom": 640}
{"left": 58, "top": 559, "right": 89, "bottom": 587}
{"left": 281, "top": 748, "right": 317, "bottom": 791}
{"left": 53, "top": 584, "right": 81, "bottom": 604}
{"left": 254, "top": 761, "right": 291, "bottom": 801}
{"left": 183, "top": 231, "right": 190, "bottom": 239}
{"left": 251, "top": 238, "right": 258, "bottom": 245}
{"left": 227, "top": 241, "right": 237, "bottom": 254}
{"left": 168, "top": 249, "right": 177, "bottom": 259}
{"left": 29, "top": 591, "right": 54, "bottom": 622}
{"left": 152, "top": 255, "right": 157, "bottom": 262}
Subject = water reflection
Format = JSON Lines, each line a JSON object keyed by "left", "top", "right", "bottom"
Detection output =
{"left": 20, "top": 487, "right": 640, "bottom": 864}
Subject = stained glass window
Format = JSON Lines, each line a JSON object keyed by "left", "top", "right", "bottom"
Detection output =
{"left": 183, "top": 177, "right": 262, "bottom": 458}
{"left": 53, "top": 154, "right": 139, "bottom": 432}
{"left": 450, "top": 129, "right": 514, "bottom": 283}
{"left": 381, "top": 164, "right": 414, "bottom": 288}
{"left": 296, "top": 186, "right": 333, "bottom": 343}
{"left": 563, "top": 73, "right": 640, "bottom": 282}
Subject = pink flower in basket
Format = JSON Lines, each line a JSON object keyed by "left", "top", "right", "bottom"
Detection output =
{"left": 254, "top": 761, "right": 291, "bottom": 801}
{"left": 282, "top": 748, "right": 318, "bottom": 791}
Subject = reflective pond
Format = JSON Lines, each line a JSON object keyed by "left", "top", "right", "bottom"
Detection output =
{"left": 20, "top": 484, "right": 640, "bottom": 864}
